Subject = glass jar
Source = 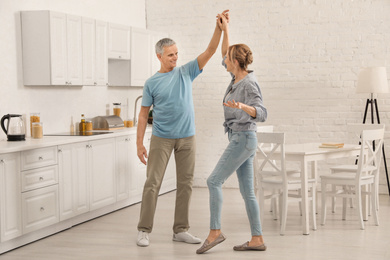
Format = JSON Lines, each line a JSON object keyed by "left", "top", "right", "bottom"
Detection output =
{"left": 113, "top": 103, "right": 121, "bottom": 117}
{"left": 30, "top": 112, "right": 40, "bottom": 136}
{"left": 86, "top": 120, "right": 93, "bottom": 131}
{"left": 31, "top": 122, "right": 43, "bottom": 139}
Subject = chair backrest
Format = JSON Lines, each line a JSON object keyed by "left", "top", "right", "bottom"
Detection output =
{"left": 255, "top": 132, "right": 287, "bottom": 181}
{"left": 356, "top": 127, "right": 385, "bottom": 180}
{"left": 346, "top": 123, "right": 385, "bottom": 141}
{"left": 257, "top": 125, "right": 274, "bottom": 133}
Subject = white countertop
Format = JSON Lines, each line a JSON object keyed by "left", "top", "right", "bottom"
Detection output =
{"left": 0, "top": 127, "right": 151, "bottom": 154}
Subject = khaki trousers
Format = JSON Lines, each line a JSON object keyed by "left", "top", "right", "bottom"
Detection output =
{"left": 137, "top": 134, "right": 196, "bottom": 234}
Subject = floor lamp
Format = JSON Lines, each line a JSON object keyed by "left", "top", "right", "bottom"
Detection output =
{"left": 356, "top": 67, "right": 390, "bottom": 196}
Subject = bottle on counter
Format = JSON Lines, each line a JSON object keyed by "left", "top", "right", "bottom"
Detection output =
{"left": 79, "top": 114, "right": 86, "bottom": 132}
{"left": 70, "top": 116, "right": 75, "bottom": 134}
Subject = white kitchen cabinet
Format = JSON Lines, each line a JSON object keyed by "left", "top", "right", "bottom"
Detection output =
{"left": 108, "top": 23, "right": 131, "bottom": 59}
{"left": 89, "top": 138, "right": 116, "bottom": 211}
{"left": 21, "top": 185, "right": 59, "bottom": 234}
{"left": 115, "top": 136, "right": 132, "bottom": 201}
{"left": 58, "top": 139, "right": 116, "bottom": 214}
{"left": 21, "top": 11, "right": 83, "bottom": 86}
{"left": 108, "top": 28, "right": 167, "bottom": 87}
{"left": 130, "top": 27, "right": 151, "bottom": 86}
{"left": 0, "top": 153, "right": 22, "bottom": 242}
{"left": 58, "top": 143, "right": 89, "bottom": 221}
{"left": 82, "top": 18, "right": 108, "bottom": 86}
{"left": 95, "top": 20, "right": 109, "bottom": 85}
{"left": 20, "top": 147, "right": 59, "bottom": 234}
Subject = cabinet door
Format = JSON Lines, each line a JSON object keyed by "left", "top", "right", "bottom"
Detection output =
{"left": 82, "top": 17, "right": 96, "bottom": 86}
{"left": 49, "top": 11, "right": 67, "bottom": 85}
{"left": 115, "top": 136, "right": 131, "bottom": 201}
{"left": 108, "top": 23, "right": 131, "bottom": 59}
{"left": 58, "top": 143, "right": 89, "bottom": 221}
{"left": 130, "top": 27, "right": 151, "bottom": 86}
{"left": 95, "top": 20, "right": 108, "bottom": 86}
{"left": 0, "top": 153, "right": 22, "bottom": 242}
{"left": 89, "top": 139, "right": 116, "bottom": 211}
{"left": 66, "top": 14, "right": 83, "bottom": 85}
{"left": 22, "top": 185, "right": 59, "bottom": 234}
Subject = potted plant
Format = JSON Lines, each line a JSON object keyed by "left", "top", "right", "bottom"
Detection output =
{"left": 148, "top": 109, "right": 153, "bottom": 124}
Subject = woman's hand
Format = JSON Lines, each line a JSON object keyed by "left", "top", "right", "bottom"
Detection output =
{"left": 216, "top": 10, "right": 229, "bottom": 30}
{"left": 223, "top": 99, "right": 242, "bottom": 109}
{"left": 224, "top": 99, "right": 257, "bottom": 118}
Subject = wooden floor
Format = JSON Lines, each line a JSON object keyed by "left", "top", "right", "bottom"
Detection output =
{"left": 1, "top": 187, "right": 390, "bottom": 260}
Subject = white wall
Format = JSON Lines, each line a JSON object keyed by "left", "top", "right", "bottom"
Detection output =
{"left": 0, "top": 0, "right": 146, "bottom": 137}
{"left": 145, "top": 0, "right": 390, "bottom": 193}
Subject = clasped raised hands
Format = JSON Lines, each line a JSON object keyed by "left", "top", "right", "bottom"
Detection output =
{"left": 216, "top": 9, "right": 229, "bottom": 30}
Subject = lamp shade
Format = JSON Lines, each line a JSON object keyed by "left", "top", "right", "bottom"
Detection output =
{"left": 356, "top": 67, "right": 389, "bottom": 93}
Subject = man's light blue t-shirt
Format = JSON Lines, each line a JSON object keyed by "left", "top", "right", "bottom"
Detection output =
{"left": 141, "top": 58, "right": 202, "bottom": 139}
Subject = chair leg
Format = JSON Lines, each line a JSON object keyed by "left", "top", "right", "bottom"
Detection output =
{"left": 356, "top": 185, "right": 365, "bottom": 230}
{"left": 311, "top": 185, "right": 317, "bottom": 230}
{"left": 372, "top": 183, "right": 379, "bottom": 226}
{"left": 280, "top": 190, "right": 288, "bottom": 236}
{"left": 331, "top": 184, "right": 336, "bottom": 213}
{"left": 342, "top": 197, "right": 347, "bottom": 220}
{"left": 321, "top": 180, "right": 327, "bottom": 225}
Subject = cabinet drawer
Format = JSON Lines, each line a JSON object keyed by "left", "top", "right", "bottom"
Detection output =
{"left": 21, "top": 147, "right": 57, "bottom": 170}
{"left": 22, "top": 185, "right": 59, "bottom": 234}
{"left": 21, "top": 165, "right": 58, "bottom": 192}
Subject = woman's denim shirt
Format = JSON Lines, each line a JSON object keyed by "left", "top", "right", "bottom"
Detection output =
{"left": 222, "top": 57, "right": 267, "bottom": 133}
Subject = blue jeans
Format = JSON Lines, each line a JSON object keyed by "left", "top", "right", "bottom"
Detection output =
{"left": 207, "top": 130, "right": 263, "bottom": 236}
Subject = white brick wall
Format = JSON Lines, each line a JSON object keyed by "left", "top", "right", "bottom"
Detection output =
{"left": 146, "top": 0, "right": 390, "bottom": 194}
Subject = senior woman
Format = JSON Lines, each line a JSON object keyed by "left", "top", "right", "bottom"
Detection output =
{"left": 196, "top": 13, "right": 267, "bottom": 254}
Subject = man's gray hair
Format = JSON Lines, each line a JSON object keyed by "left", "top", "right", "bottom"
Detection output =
{"left": 155, "top": 38, "right": 176, "bottom": 55}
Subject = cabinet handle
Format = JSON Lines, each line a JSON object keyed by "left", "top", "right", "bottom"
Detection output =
{"left": 106, "top": 83, "right": 109, "bottom": 86}
{"left": 118, "top": 56, "right": 122, "bottom": 59}
{"left": 94, "top": 82, "right": 97, "bottom": 86}
{"left": 39, "top": 177, "right": 44, "bottom": 181}
{"left": 58, "top": 149, "right": 62, "bottom": 153}
{"left": 40, "top": 207, "right": 45, "bottom": 212}
{"left": 38, "top": 156, "right": 43, "bottom": 160}
{"left": 125, "top": 138, "right": 129, "bottom": 142}
{"left": 0, "top": 159, "right": 4, "bottom": 164}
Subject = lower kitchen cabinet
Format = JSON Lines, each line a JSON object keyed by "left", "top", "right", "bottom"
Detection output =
{"left": 89, "top": 138, "right": 116, "bottom": 211}
{"left": 58, "top": 143, "right": 89, "bottom": 221}
{"left": 0, "top": 153, "right": 22, "bottom": 242}
{"left": 115, "top": 136, "right": 132, "bottom": 201}
{"left": 0, "top": 130, "right": 177, "bottom": 254}
{"left": 58, "top": 138, "right": 116, "bottom": 216}
{"left": 21, "top": 185, "right": 59, "bottom": 234}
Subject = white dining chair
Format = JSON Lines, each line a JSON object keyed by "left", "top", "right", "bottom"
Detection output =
{"left": 329, "top": 124, "right": 385, "bottom": 213}
{"left": 256, "top": 132, "right": 316, "bottom": 235}
{"left": 320, "top": 127, "right": 384, "bottom": 229}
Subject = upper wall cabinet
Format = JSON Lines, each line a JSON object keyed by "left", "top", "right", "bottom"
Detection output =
{"left": 82, "top": 18, "right": 108, "bottom": 86}
{"left": 108, "top": 29, "right": 167, "bottom": 87}
{"left": 21, "top": 11, "right": 83, "bottom": 86}
{"left": 108, "top": 23, "right": 131, "bottom": 60}
{"left": 130, "top": 27, "right": 151, "bottom": 86}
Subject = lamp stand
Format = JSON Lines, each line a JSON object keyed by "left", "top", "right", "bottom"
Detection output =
{"left": 362, "top": 93, "right": 390, "bottom": 196}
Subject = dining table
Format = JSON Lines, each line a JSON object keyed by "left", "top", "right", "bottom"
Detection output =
{"left": 282, "top": 143, "right": 362, "bottom": 235}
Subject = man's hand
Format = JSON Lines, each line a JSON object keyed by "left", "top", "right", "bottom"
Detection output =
{"left": 137, "top": 144, "right": 148, "bottom": 165}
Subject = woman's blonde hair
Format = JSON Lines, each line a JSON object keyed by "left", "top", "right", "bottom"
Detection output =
{"left": 228, "top": 44, "right": 253, "bottom": 71}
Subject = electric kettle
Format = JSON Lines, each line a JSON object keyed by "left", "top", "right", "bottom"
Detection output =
{"left": 1, "top": 114, "right": 26, "bottom": 141}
